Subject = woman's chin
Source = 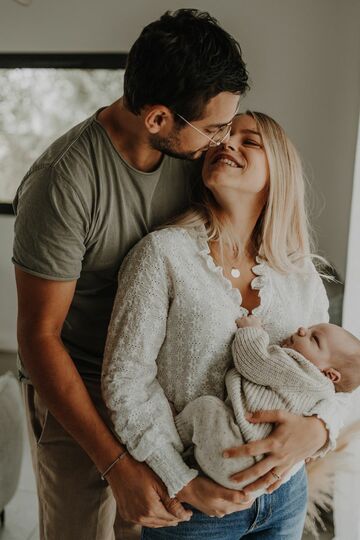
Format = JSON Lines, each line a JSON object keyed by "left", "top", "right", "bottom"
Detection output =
{"left": 204, "top": 177, "right": 259, "bottom": 196}
{"left": 204, "top": 170, "right": 237, "bottom": 187}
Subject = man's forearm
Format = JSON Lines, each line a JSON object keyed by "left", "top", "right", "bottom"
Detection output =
{"left": 19, "top": 334, "right": 124, "bottom": 472}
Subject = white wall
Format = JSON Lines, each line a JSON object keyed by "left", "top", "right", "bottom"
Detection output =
{"left": 1, "top": 0, "right": 360, "bottom": 351}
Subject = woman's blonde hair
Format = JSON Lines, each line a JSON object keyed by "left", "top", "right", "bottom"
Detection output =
{"left": 167, "top": 111, "right": 320, "bottom": 274}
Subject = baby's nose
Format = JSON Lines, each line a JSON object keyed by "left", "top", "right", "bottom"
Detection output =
{"left": 297, "top": 327, "right": 307, "bottom": 337}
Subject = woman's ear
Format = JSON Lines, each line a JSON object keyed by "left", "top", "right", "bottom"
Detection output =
{"left": 144, "top": 106, "right": 173, "bottom": 134}
{"left": 322, "top": 367, "right": 341, "bottom": 384}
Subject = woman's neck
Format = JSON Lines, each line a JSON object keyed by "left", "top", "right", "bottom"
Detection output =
{"left": 211, "top": 186, "right": 267, "bottom": 251}
{"left": 218, "top": 198, "right": 265, "bottom": 258}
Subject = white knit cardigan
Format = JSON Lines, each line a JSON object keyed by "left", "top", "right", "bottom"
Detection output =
{"left": 102, "top": 226, "right": 349, "bottom": 498}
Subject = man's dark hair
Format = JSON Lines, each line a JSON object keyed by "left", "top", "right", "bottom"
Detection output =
{"left": 124, "top": 9, "right": 249, "bottom": 123}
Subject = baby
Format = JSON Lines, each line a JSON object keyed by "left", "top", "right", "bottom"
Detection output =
{"left": 174, "top": 315, "right": 360, "bottom": 492}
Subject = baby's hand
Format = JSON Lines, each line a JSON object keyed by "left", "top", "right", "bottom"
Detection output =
{"left": 236, "top": 315, "right": 262, "bottom": 329}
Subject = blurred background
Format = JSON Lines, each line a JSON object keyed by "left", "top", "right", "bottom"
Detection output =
{"left": 0, "top": 1, "right": 359, "bottom": 539}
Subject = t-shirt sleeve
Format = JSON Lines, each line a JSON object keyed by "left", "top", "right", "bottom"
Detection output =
{"left": 12, "top": 167, "right": 89, "bottom": 281}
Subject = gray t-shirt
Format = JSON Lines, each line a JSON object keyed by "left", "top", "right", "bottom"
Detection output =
{"left": 12, "top": 109, "right": 199, "bottom": 381}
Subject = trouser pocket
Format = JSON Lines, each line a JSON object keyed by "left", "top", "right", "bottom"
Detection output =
{"left": 23, "top": 383, "right": 50, "bottom": 446}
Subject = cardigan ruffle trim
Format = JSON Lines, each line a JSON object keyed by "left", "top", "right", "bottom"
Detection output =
{"left": 189, "top": 225, "right": 272, "bottom": 317}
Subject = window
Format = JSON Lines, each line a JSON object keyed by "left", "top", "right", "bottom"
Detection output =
{"left": 0, "top": 53, "right": 127, "bottom": 213}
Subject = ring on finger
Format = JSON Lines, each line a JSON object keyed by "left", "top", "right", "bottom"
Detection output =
{"left": 270, "top": 469, "right": 281, "bottom": 481}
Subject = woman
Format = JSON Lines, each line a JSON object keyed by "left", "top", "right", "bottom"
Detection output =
{"left": 102, "top": 112, "right": 348, "bottom": 539}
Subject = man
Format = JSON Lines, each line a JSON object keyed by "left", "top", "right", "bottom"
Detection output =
{"left": 13, "top": 9, "right": 250, "bottom": 540}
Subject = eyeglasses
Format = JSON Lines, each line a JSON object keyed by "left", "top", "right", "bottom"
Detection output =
{"left": 174, "top": 112, "right": 233, "bottom": 147}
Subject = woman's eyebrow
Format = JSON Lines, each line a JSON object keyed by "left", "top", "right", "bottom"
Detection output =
{"left": 241, "top": 129, "right": 261, "bottom": 137}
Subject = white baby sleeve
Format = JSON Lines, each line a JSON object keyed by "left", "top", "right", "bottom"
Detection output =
{"left": 232, "top": 327, "right": 300, "bottom": 389}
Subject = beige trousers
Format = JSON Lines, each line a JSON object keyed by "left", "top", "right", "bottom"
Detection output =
{"left": 22, "top": 381, "right": 141, "bottom": 540}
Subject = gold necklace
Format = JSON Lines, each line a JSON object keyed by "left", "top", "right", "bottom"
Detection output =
{"left": 210, "top": 242, "right": 242, "bottom": 279}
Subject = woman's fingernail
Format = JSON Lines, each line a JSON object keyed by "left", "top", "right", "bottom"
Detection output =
{"left": 223, "top": 451, "right": 230, "bottom": 458}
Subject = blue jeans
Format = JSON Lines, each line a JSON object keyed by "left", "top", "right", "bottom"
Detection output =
{"left": 141, "top": 466, "right": 308, "bottom": 540}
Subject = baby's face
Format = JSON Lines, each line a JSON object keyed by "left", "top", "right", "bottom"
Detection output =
{"left": 281, "top": 323, "right": 347, "bottom": 369}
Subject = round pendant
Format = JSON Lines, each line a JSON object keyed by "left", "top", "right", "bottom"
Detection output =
{"left": 231, "top": 268, "right": 240, "bottom": 278}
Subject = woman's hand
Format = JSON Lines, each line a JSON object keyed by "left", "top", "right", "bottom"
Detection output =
{"left": 176, "top": 476, "right": 255, "bottom": 517}
{"left": 222, "top": 410, "right": 328, "bottom": 495}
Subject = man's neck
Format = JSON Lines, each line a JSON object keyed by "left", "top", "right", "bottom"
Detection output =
{"left": 96, "top": 98, "right": 164, "bottom": 172}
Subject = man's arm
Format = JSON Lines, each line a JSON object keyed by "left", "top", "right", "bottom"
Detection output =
{"left": 15, "top": 267, "right": 190, "bottom": 527}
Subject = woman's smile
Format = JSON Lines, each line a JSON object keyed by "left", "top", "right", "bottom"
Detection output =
{"left": 211, "top": 152, "right": 244, "bottom": 169}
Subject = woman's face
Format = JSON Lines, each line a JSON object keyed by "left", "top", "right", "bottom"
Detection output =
{"left": 202, "top": 114, "right": 270, "bottom": 199}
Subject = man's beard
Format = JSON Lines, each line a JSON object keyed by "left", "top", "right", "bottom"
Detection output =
{"left": 149, "top": 131, "right": 202, "bottom": 161}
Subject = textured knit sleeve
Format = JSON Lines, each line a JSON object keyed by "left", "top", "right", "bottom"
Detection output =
{"left": 302, "top": 262, "right": 351, "bottom": 458}
{"left": 306, "top": 263, "right": 330, "bottom": 326}
{"left": 101, "top": 233, "right": 198, "bottom": 498}
{"left": 232, "top": 327, "right": 332, "bottom": 395}
{"left": 232, "top": 326, "right": 273, "bottom": 385}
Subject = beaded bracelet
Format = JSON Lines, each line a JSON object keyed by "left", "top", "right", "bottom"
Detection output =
{"left": 100, "top": 450, "right": 128, "bottom": 481}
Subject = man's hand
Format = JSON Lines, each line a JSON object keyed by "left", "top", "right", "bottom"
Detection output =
{"left": 176, "top": 476, "right": 255, "bottom": 517}
{"left": 107, "top": 454, "right": 192, "bottom": 528}
{"left": 236, "top": 315, "right": 262, "bottom": 329}
{"left": 222, "top": 411, "right": 328, "bottom": 495}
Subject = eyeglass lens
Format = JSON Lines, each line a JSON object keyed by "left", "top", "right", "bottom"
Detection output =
{"left": 211, "top": 123, "right": 232, "bottom": 145}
